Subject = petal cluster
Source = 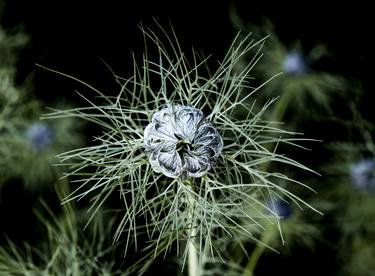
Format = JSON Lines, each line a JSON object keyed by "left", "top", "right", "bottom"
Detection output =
{"left": 26, "top": 122, "right": 54, "bottom": 151}
{"left": 267, "top": 199, "right": 293, "bottom": 220}
{"left": 350, "top": 159, "right": 375, "bottom": 192}
{"left": 144, "top": 105, "right": 223, "bottom": 178}
{"left": 282, "top": 50, "right": 309, "bottom": 76}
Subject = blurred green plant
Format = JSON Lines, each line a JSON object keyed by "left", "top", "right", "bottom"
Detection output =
{"left": 229, "top": 16, "right": 346, "bottom": 124}
{"left": 242, "top": 197, "right": 320, "bottom": 276}
{"left": 0, "top": 182, "right": 124, "bottom": 275}
{"left": 0, "top": 24, "right": 84, "bottom": 189}
{"left": 0, "top": 24, "right": 28, "bottom": 67}
{"left": 322, "top": 100, "right": 375, "bottom": 276}
{"left": 228, "top": 11, "right": 347, "bottom": 275}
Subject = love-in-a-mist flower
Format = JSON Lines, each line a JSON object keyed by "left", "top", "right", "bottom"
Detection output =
{"left": 44, "top": 26, "right": 318, "bottom": 274}
{"left": 350, "top": 159, "right": 375, "bottom": 192}
{"left": 250, "top": 21, "right": 345, "bottom": 120}
{"left": 26, "top": 122, "right": 54, "bottom": 150}
{"left": 0, "top": 25, "right": 84, "bottom": 189}
{"left": 282, "top": 50, "right": 309, "bottom": 76}
{"left": 144, "top": 105, "right": 223, "bottom": 178}
{"left": 267, "top": 199, "right": 293, "bottom": 220}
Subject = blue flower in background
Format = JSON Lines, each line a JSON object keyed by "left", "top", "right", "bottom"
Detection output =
{"left": 350, "top": 159, "right": 375, "bottom": 192}
{"left": 282, "top": 50, "right": 309, "bottom": 76}
{"left": 26, "top": 123, "right": 54, "bottom": 151}
{"left": 267, "top": 199, "right": 292, "bottom": 220}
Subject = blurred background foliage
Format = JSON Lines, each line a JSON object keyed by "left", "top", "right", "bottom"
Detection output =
{"left": 0, "top": 0, "right": 373, "bottom": 275}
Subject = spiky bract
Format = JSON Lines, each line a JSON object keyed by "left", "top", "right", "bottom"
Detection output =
{"left": 43, "top": 25, "right": 316, "bottom": 270}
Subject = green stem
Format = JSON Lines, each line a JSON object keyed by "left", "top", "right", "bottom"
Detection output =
{"left": 187, "top": 189, "right": 199, "bottom": 276}
{"left": 188, "top": 233, "right": 198, "bottom": 276}
{"left": 260, "top": 89, "right": 295, "bottom": 173}
{"left": 0, "top": 103, "right": 13, "bottom": 132}
{"left": 242, "top": 229, "right": 273, "bottom": 276}
{"left": 270, "top": 90, "right": 294, "bottom": 124}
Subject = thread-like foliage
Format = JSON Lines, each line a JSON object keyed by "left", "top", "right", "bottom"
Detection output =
{"left": 42, "top": 24, "right": 318, "bottom": 272}
{"left": 0, "top": 183, "right": 122, "bottom": 275}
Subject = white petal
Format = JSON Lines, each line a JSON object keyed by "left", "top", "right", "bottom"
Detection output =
{"left": 158, "top": 151, "right": 182, "bottom": 178}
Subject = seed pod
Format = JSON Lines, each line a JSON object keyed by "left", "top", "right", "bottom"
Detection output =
{"left": 144, "top": 105, "right": 223, "bottom": 178}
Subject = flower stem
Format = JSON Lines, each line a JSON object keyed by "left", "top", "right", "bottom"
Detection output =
{"left": 187, "top": 189, "right": 199, "bottom": 276}
{"left": 242, "top": 229, "right": 273, "bottom": 276}
{"left": 0, "top": 102, "right": 13, "bottom": 132}
{"left": 270, "top": 89, "right": 294, "bottom": 123}
{"left": 188, "top": 233, "right": 198, "bottom": 276}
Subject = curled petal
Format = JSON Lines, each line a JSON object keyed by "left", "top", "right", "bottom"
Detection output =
{"left": 157, "top": 151, "right": 183, "bottom": 178}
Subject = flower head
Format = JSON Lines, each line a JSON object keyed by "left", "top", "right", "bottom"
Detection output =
{"left": 282, "top": 50, "right": 309, "bottom": 76}
{"left": 43, "top": 27, "right": 317, "bottom": 271}
{"left": 144, "top": 105, "right": 223, "bottom": 178}
{"left": 350, "top": 159, "right": 375, "bottom": 192}
{"left": 26, "top": 122, "right": 54, "bottom": 151}
{"left": 267, "top": 199, "right": 293, "bottom": 220}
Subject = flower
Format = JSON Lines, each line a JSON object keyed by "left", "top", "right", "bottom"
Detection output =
{"left": 350, "top": 159, "right": 375, "bottom": 192}
{"left": 26, "top": 122, "right": 54, "bottom": 150}
{"left": 267, "top": 199, "right": 292, "bottom": 220}
{"left": 282, "top": 50, "right": 309, "bottom": 76}
{"left": 43, "top": 28, "right": 317, "bottom": 271}
{"left": 144, "top": 105, "right": 223, "bottom": 178}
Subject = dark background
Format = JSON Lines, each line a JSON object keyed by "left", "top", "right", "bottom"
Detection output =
{"left": 1, "top": 1, "right": 373, "bottom": 275}
{"left": 2, "top": 1, "right": 373, "bottom": 103}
